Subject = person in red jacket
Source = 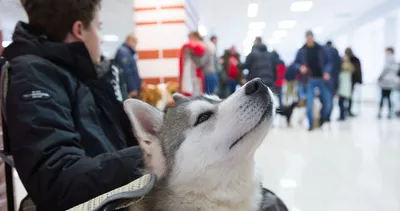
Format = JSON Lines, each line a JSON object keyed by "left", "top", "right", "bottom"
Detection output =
{"left": 178, "top": 32, "right": 206, "bottom": 96}
{"left": 273, "top": 51, "right": 286, "bottom": 107}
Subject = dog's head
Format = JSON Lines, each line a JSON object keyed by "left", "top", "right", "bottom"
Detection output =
{"left": 124, "top": 78, "right": 275, "bottom": 183}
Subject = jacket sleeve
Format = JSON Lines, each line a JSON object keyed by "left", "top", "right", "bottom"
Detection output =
{"left": 6, "top": 61, "right": 144, "bottom": 211}
{"left": 241, "top": 52, "right": 253, "bottom": 71}
{"left": 294, "top": 49, "right": 303, "bottom": 71}
{"left": 115, "top": 48, "right": 141, "bottom": 93}
{"left": 323, "top": 48, "right": 332, "bottom": 74}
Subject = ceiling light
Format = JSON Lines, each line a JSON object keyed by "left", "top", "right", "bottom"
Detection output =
{"left": 248, "top": 3, "right": 259, "bottom": 18}
{"left": 2, "top": 41, "right": 12, "bottom": 48}
{"left": 249, "top": 22, "right": 265, "bottom": 30}
{"left": 272, "top": 30, "right": 288, "bottom": 38}
{"left": 313, "top": 27, "right": 324, "bottom": 35}
{"left": 290, "top": 1, "right": 313, "bottom": 12}
{"left": 278, "top": 20, "right": 297, "bottom": 29}
{"left": 198, "top": 25, "right": 208, "bottom": 36}
{"left": 102, "top": 34, "right": 119, "bottom": 42}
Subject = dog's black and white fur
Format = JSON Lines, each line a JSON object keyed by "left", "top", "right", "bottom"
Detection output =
{"left": 124, "top": 78, "right": 288, "bottom": 211}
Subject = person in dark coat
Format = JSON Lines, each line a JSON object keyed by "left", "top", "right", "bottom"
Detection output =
{"left": 242, "top": 37, "right": 277, "bottom": 88}
{"left": 115, "top": 34, "right": 143, "bottom": 99}
{"left": 294, "top": 30, "right": 332, "bottom": 131}
{"left": 345, "top": 47, "right": 362, "bottom": 116}
{"left": 325, "top": 41, "right": 341, "bottom": 121}
{"left": 1, "top": 1, "right": 143, "bottom": 210}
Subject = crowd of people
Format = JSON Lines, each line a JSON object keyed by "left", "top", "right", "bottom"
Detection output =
{"left": 178, "top": 30, "right": 400, "bottom": 130}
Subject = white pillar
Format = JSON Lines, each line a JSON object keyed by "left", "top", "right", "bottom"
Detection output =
{"left": 133, "top": 0, "right": 200, "bottom": 84}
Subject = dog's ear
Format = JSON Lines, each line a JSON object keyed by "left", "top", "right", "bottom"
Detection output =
{"left": 124, "top": 99, "right": 166, "bottom": 177}
{"left": 173, "top": 93, "right": 189, "bottom": 104}
{"left": 124, "top": 99, "right": 163, "bottom": 141}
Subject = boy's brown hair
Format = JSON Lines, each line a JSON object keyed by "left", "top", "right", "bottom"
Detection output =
{"left": 20, "top": 0, "right": 101, "bottom": 42}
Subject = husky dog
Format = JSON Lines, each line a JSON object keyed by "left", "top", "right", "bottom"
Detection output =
{"left": 124, "top": 78, "right": 285, "bottom": 211}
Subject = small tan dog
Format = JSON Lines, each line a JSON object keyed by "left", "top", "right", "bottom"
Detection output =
{"left": 140, "top": 81, "right": 179, "bottom": 110}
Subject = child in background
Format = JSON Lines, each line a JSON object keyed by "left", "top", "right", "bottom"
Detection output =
{"left": 338, "top": 55, "right": 355, "bottom": 120}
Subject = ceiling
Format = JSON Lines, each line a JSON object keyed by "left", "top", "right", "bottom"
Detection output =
{"left": 199, "top": 0, "right": 389, "bottom": 60}
{"left": 0, "top": 0, "right": 396, "bottom": 61}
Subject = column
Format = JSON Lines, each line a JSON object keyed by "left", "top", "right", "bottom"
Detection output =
{"left": 133, "top": 0, "right": 200, "bottom": 84}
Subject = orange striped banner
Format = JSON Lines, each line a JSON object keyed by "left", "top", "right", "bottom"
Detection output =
{"left": 137, "top": 50, "right": 159, "bottom": 60}
{"left": 161, "top": 20, "right": 185, "bottom": 24}
{"left": 142, "top": 77, "right": 179, "bottom": 85}
{"left": 134, "top": 7, "right": 157, "bottom": 11}
{"left": 136, "top": 21, "right": 158, "bottom": 26}
{"left": 138, "top": 48, "right": 180, "bottom": 60}
{"left": 160, "top": 5, "right": 184, "bottom": 10}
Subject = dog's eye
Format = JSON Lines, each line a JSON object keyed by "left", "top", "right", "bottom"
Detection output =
{"left": 194, "top": 111, "right": 214, "bottom": 126}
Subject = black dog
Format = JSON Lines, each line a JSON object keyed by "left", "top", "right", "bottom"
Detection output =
{"left": 276, "top": 102, "right": 299, "bottom": 127}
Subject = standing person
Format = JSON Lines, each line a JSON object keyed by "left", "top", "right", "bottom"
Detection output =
{"left": 345, "top": 47, "right": 362, "bottom": 116}
{"left": 285, "top": 62, "right": 298, "bottom": 104}
{"left": 337, "top": 55, "right": 355, "bottom": 120}
{"left": 272, "top": 51, "right": 286, "bottom": 107}
{"left": 202, "top": 36, "right": 219, "bottom": 94}
{"left": 115, "top": 34, "right": 142, "bottom": 99}
{"left": 242, "top": 37, "right": 277, "bottom": 88}
{"left": 294, "top": 30, "right": 332, "bottom": 131}
{"left": 1, "top": 0, "right": 144, "bottom": 210}
{"left": 377, "top": 47, "right": 400, "bottom": 119}
{"left": 325, "top": 41, "right": 341, "bottom": 121}
{"left": 223, "top": 46, "right": 244, "bottom": 95}
{"left": 179, "top": 31, "right": 206, "bottom": 96}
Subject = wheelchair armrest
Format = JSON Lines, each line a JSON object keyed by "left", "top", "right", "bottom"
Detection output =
{"left": 0, "top": 150, "right": 14, "bottom": 167}
{"left": 68, "top": 174, "right": 156, "bottom": 211}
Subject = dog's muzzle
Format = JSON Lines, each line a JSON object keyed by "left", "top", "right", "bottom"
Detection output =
{"left": 245, "top": 78, "right": 269, "bottom": 96}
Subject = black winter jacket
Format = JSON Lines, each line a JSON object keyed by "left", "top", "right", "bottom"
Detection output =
{"left": 2, "top": 22, "right": 143, "bottom": 211}
{"left": 242, "top": 44, "right": 277, "bottom": 87}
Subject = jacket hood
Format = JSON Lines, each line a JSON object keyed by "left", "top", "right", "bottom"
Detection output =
{"left": 2, "top": 22, "right": 97, "bottom": 82}
{"left": 252, "top": 43, "right": 268, "bottom": 52}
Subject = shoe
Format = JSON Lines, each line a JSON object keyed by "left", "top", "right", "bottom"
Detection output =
{"left": 337, "top": 117, "right": 345, "bottom": 121}
{"left": 308, "top": 127, "right": 313, "bottom": 131}
{"left": 377, "top": 114, "right": 382, "bottom": 119}
{"left": 348, "top": 112, "right": 356, "bottom": 117}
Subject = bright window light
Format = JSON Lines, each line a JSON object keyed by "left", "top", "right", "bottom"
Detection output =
{"left": 267, "top": 37, "right": 281, "bottom": 45}
{"left": 247, "top": 29, "right": 263, "bottom": 38}
{"left": 102, "top": 34, "right": 119, "bottom": 42}
{"left": 198, "top": 25, "right": 208, "bottom": 36}
{"left": 313, "top": 27, "right": 324, "bottom": 35}
{"left": 249, "top": 22, "right": 266, "bottom": 30}
{"left": 272, "top": 30, "right": 288, "bottom": 38}
{"left": 248, "top": 3, "right": 259, "bottom": 18}
{"left": 290, "top": 1, "right": 313, "bottom": 12}
{"left": 2, "top": 41, "right": 12, "bottom": 48}
{"left": 278, "top": 20, "right": 297, "bottom": 29}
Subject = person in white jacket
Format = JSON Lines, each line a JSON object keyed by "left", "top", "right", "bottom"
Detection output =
{"left": 378, "top": 47, "right": 400, "bottom": 118}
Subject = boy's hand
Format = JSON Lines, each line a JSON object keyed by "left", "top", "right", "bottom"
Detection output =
{"left": 300, "top": 65, "right": 308, "bottom": 74}
{"left": 323, "top": 73, "right": 330, "bottom": 81}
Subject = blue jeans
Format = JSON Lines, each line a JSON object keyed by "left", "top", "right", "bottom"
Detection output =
{"left": 228, "top": 79, "right": 238, "bottom": 95}
{"left": 204, "top": 73, "right": 219, "bottom": 94}
{"left": 306, "top": 79, "right": 332, "bottom": 127}
{"left": 298, "top": 83, "right": 307, "bottom": 100}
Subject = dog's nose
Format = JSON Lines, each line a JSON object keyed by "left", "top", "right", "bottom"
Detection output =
{"left": 245, "top": 78, "right": 268, "bottom": 95}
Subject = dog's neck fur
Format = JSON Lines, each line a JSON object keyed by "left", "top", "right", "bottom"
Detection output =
{"left": 134, "top": 157, "right": 261, "bottom": 211}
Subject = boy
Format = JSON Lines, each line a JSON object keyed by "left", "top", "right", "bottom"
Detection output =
{"left": 2, "top": 0, "right": 143, "bottom": 210}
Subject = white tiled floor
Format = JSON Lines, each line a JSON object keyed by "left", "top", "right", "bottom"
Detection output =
{"left": 256, "top": 104, "right": 400, "bottom": 211}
